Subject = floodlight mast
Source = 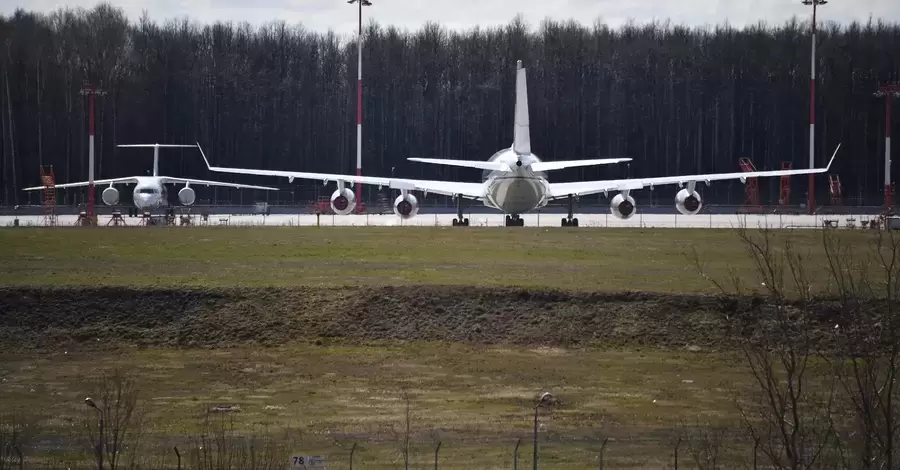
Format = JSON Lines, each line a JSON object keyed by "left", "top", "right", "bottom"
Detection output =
{"left": 79, "top": 83, "right": 107, "bottom": 225}
{"left": 802, "top": 0, "right": 826, "bottom": 215}
{"left": 348, "top": 0, "right": 372, "bottom": 213}
{"left": 875, "top": 84, "right": 900, "bottom": 212}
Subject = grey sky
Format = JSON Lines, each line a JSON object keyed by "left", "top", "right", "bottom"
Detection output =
{"left": 7, "top": 0, "right": 900, "bottom": 40}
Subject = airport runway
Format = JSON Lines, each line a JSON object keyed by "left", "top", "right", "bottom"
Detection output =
{"left": 0, "top": 212, "right": 883, "bottom": 229}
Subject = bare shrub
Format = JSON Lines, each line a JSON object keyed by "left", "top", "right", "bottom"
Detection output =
{"left": 693, "top": 224, "right": 838, "bottom": 470}
{"left": 80, "top": 367, "right": 147, "bottom": 470}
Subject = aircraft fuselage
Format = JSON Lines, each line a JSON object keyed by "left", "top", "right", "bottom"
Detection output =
{"left": 131, "top": 177, "right": 168, "bottom": 210}
{"left": 480, "top": 148, "right": 550, "bottom": 214}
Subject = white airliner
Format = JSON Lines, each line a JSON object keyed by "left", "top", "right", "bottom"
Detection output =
{"left": 198, "top": 60, "right": 839, "bottom": 227}
{"left": 24, "top": 143, "right": 277, "bottom": 212}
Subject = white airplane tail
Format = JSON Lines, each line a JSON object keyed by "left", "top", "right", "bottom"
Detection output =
{"left": 118, "top": 143, "right": 198, "bottom": 176}
{"left": 513, "top": 60, "right": 530, "bottom": 155}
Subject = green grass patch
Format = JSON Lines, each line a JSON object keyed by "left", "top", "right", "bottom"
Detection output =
{"left": 0, "top": 226, "right": 877, "bottom": 293}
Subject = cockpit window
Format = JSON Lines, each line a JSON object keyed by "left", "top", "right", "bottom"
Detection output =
{"left": 137, "top": 188, "right": 157, "bottom": 195}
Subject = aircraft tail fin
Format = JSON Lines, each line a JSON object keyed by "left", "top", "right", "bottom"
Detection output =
{"left": 118, "top": 143, "right": 198, "bottom": 177}
{"left": 513, "top": 60, "right": 530, "bottom": 155}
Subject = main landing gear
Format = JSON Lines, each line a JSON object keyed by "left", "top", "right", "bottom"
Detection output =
{"left": 505, "top": 214, "right": 524, "bottom": 227}
{"left": 561, "top": 194, "right": 579, "bottom": 227}
{"left": 452, "top": 195, "right": 470, "bottom": 226}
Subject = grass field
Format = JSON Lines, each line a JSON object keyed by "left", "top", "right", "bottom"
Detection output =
{"left": 0, "top": 226, "right": 879, "bottom": 293}
{"left": 1, "top": 343, "right": 764, "bottom": 469}
{"left": 0, "top": 226, "right": 877, "bottom": 468}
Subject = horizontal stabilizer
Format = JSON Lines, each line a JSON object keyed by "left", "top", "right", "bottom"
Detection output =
{"left": 118, "top": 144, "right": 199, "bottom": 148}
{"left": 407, "top": 157, "right": 513, "bottom": 172}
{"left": 530, "top": 158, "right": 632, "bottom": 172}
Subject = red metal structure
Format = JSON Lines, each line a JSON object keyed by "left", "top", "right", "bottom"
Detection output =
{"left": 828, "top": 174, "right": 842, "bottom": 207}
{"left": 779, "top": 162, "right": 792, "bottom": 206}
{"left": 40, "top": 165, "right": 57, "bottom": 226}
{"left": 739, "top": 158, "right": 761, "bottom": 211}
{"left": 875, "top": 84, "right": 900, "bottom": 213}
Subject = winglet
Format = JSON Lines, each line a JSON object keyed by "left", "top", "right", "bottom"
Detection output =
{"left": 196, "top": 142, "right": 213, "bottom": 169}
{"left": 825, "top": 143, "right": 840, "bottom": 171}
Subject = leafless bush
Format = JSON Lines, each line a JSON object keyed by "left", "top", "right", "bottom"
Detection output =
{"left": 186, "top": 408, "right": 287, "bottom": 470}
{"left": 692, "top": 224, "right": 838, "bottom": 470}
{"left": 822, "top": 228, "right": 900, "bottom": 469}
{"left": 0, "top": 414, "right": 26, "bottom": 470}
{"left": 80, "top": 367, "right": 148, "bottom": 470}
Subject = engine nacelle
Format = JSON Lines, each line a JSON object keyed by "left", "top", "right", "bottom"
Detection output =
{"left": 675, "top": 188, "right": 702, "bottom": 215}
{"left": 393, "top": 193, "right": 419, "bottom": 219}
{"left": 178, "top": 187, "right": 196, "bottom": 206}
{"left": 330, "top": 188, "right": 356, "bottom": 215}
{"left": 101, "top": 187, "right": 119, "bottom": 206}
{"left": 610, "top": 193, "right": 636, "bottom": 219}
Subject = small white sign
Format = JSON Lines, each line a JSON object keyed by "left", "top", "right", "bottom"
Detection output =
{"left": 290, "top": 455, "right": 326, "bottom": 469}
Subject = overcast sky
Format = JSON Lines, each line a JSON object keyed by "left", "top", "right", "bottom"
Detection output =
{"left": 7, "top": 0, "right": 900, "bottom": 39}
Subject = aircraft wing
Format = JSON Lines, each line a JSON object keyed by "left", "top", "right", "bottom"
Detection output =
{"left": 197, "top": 144, "right": 484, "bottom": 198}
{"left": 158, "top": 177, "right": 278, "bottom": 191}
{"left": 548, "top": 144, "right": 840, "bottom": 199}
{"left": 22, "top": 177, "right": 139, "bottom": 191}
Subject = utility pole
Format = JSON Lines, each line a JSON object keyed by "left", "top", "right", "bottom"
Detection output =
{"left": 875, "top": 84, "right": 900, "bottom": 213}
{"left": 802, "top": 0, "right": 826, "bottom": 215}
{"left": 79, "top": 83, "right": 107, "bottom": 225}
{"left": 348, "top": 0, "right": 372, "bottom": 214}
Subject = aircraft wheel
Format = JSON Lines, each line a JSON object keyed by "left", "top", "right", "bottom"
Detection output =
{"left": 452, "top": 218, "right": 459, "bottom": 226}
{"left": 573, "top": 218, "right": 579, "bottom": 227}
{"left": 464, "top": 218, "right": 469, "bottom": 226}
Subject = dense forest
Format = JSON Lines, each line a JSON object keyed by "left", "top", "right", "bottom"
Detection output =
{"left": 0, "top": 3, "right": 899, "bottom": 208}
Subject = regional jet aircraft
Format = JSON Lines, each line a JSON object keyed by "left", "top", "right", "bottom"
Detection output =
{"left": 198, "top": 60, "right": 839, "bottom": 227}
{"left": 24, "top": 143, "right": 277, "bottom": 212}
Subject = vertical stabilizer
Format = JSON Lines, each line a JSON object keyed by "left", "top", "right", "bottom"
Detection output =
{"left": 153, "top": 145, "right": 159, "bottom": 177}
{"left": 513, "top": 60, "right": 531, "bottom": 155}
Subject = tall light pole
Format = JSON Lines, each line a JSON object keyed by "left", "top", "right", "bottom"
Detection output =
{"left": 875, "top": 84, "right": 900, "bottom": 213}
{"left": 85, "top": 397, "right": 104, "bottom": 470}
{"left": 348, "top": 0, "right": 371, "bottom": 214}
{"left": 80, "top": 83, "right": 107, "bottom": 225}
{"left": 802, "top": 0, "right": 826, "bottom": 215}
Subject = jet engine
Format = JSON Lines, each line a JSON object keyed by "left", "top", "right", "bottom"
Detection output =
{"left": 393, "top": 193, "right": 419, "bottom": 219}
{"left": 178, "top": 187, "right": 196, "bottom": 206}
{"left": 101, "top": 187, "right": 119, "bottom": 206}
{"left": 610, "top": 192, "right": 636, "bottom": 219}
{"left": 330, "top": 187, "right": 356, "bottom": 215}
{"left": 675, "top": 188, "right": 702, "bottom": 215}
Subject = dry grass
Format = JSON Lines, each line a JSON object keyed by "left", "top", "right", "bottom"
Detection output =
{"left": 0, "top": 342, "right": 771, "bottom": 469}
{"left": 0, "top": 226, "right": 878, "bottom": 293}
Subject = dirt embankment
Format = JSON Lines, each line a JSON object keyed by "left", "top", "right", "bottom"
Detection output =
{"left": 0, "top": 285, "right": 856, "bottom": 351}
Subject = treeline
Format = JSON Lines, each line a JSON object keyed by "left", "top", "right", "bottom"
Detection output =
{"left": 0, "top": 3, "right": 899, "bottom": 207}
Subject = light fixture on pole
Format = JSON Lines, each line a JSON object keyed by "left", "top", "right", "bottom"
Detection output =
{"left": 85, "top": 397, "right": 104, "bottom": 470}
{"left": 348, "top": 0, "right": 371, "bottom": 214}
{"left": 79, "top": 83, "right": 108, "bottom": 225}
{"left": 801, "top": 0, "right": 826, "bottom": 215}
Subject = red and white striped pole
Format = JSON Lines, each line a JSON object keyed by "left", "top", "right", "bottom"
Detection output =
{"left": 876, "top": 85, "right": 900, "bottom": 212}
{"left": 802, "top": 0, "right": 826, "bottom": 215}
{"left": 350, "top": 0, "right": 371, "bottom": 213}
{"left": 80, "top": 83, "right": 97, "bottom": 224}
